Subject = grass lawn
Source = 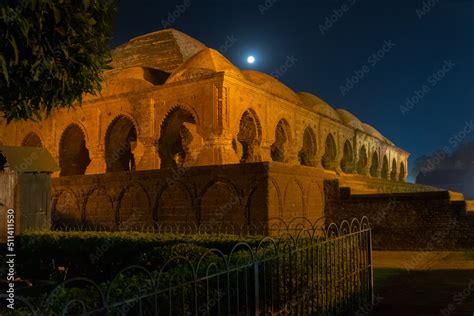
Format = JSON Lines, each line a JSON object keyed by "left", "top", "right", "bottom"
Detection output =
{"left": 370, "top": 267, "right": 474, "bottom": 315}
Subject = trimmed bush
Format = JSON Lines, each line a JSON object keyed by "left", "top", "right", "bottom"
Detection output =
{"left": 9, "top": 230, "right": 263, "bottom": 281}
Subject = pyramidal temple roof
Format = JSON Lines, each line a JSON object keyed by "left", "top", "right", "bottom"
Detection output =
{"left": 110, "top": 29, "right": 207, "bottom": 73}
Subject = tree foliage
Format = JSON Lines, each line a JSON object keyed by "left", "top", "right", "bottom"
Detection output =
{"left": 0, "top": 0, "right": 116, "bottom": 122}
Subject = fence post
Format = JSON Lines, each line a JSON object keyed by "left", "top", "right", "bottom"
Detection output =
{"left": 254, "top": 260, "right": 260, "bottom": 315}
{"left": 368, "top": 228, "right": 374, "bottom": 305}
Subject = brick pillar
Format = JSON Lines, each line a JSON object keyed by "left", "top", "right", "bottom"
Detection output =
{"left": 195, "top": 135, "right": 240, "bottom": 166}
{"left": 286, "top": 144, "right": 299, "bottom": 165}
{"left": 375, "top": 168, "right": 382, "bottom": 178}
{"left": 261, "top": 141, "right": 274, "bottom": 162}
{"left": 135, "top": 137, "right": 160, "bottom": 171}
{"left": 86, "top": 148, "right": 106, "bottom": 175}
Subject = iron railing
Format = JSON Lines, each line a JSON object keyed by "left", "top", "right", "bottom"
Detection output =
{"left": 4, "top": 217, "right": 373, "bottom": 315}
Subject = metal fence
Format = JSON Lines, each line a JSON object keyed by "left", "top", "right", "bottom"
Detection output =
{"left": 6, "top": 217, "right": 373, "bottom": 315}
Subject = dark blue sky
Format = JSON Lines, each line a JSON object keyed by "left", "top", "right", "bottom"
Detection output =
{"left": 112, "top": 0, "right": 474, "bottom": 180}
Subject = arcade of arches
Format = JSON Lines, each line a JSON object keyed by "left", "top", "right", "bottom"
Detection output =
{"left": 10, "top": 108, "right": 408, "bottom": 181}
{"left": 0, "top": 29, "right": 409, "bottom": 183}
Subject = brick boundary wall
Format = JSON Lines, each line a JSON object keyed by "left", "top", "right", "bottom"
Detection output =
{"left": 51, "top": 162, "right": 472, "bottom": 249}
{"left": 51, "top": 163, "right": 271, "bottom": 228}
{"left": 50, "top": 162, "right": 334, "bottom": 229}
{"left": 324, "top": 180, "right": 474, "bottom": 250}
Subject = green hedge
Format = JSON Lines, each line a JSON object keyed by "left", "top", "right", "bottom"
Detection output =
{"left": 9, "top": 230, "right": 263, "bottom": 282}
{"left": 1, "top": 231, "right": 371, "bottom": 315}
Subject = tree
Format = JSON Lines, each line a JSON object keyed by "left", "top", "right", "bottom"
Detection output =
{"left": 0, "top": 0, "right": 116, "bottom": 122}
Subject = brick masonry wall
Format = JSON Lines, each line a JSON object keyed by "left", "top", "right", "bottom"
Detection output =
{"left": 325, "top": 180, "right": 474, "bottom": 250}
{"left": 51, "top": 162, "right": 330, "bottom": 229}
{"left": 52, "top": 162, "right": 473, "bottom": 249}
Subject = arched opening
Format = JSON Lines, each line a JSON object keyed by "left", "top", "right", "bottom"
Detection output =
{"left": 0, "top": 153, "right": 7, "bottom": 171}
{"left": 370, "top": 151, "right": 379, "bottom": 177}
{"left": 271, "top": 119, "right": 290, "bottom": 162}
{"left": 298, "top": 127, "right": 316, "bottom": 166}
{"left": 105, "top": 115, "right": 138, "bottom": 172}
{"left": 399, "top": 162, "right": 406, "bottom": 182}
{"left": 381, "top": 155, "right": 389, "bottom": 179}
{"left": 340, "top": 140, "right": 354, "bottom": 173}
{"left": 356, "top": 145, "right": 368, "bottom": 175}
{"left": 21, "top": 132, "right": 42, "bottom": 147}
{"left": 321, "top": 134, "right": 337, "bottom": 170}
{"left": 59, "top": 124, "right": 90, "bottom": 176}
{"left": 237, "top": 109, "right": 261, "bottom": 163}
{"left": 390, "top": 159, "right": 398, "bottom": 180}
{"left": 158, "top": 107, "right": 196, "bottom": 168}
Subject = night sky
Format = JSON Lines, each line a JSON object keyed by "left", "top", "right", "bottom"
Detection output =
{"left": 112, "top": 0, "right": 474, "bottom": 181}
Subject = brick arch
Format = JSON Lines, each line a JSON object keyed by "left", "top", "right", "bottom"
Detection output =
{"left": 306, "top": 181, "right": 325, "bottom": 220}
{"left": 52, "top": 189, "right": 81, "bottom": 225}
{"left": 268, "top": 176, "right": 283, "bottom": 218}
{"left": 246, "top": 177, "right": 270, "bottom": 225}
{"left": 155, "top": 181, "right": 195, "bottom": 225}
{"left": 117, "top": 183, "right": 151, "bottom": 225}
{"left": 84, "top": 186, "right": 114, "bottom": 226}
{"left": 390, "top": 158, "right": 398, "bottom": 180}
{"left": 283, "top": 179, "right": 304, "bottom": 219}
{"left": 298, "top": 126, "right": 317, "bottom": 167}
{"left": 356, "top": 145, "right": 369, "bottom": 175}
{"left": 59, "top": 123, "right": 91, "bottom": 176}
{"left": 322, "top": 133, "right": 337, "bottom": 170}
{"left": 381, "top": 155, "right": 389, "bottom": 179}
{"left": 235, "top": 108, "right": 262, "bottom": 163}
{"left": 271, "top": 118, "right": 292, "bottom": 162}
{"left": 158, "top": 105, "right": 198, "bottom": 168}
{"left": 370, "top": 151, "right": 379, "bottom": 177}
{"left": 199, "top": 178, "right": 243, "bottom": 225}
{"left": 235, "top": 107, "right": 264, "bottom": 135}
{"left": 105, "top": 114, "right": 138, "bottom": 173}
{"left": 340, "top": 140, "right": 354, "bottom": 173}
{"left": 21, "top": 131, "right": 43, "bottom": 147}
{"left": 161, "top": 104, "right": 200, "bottom": 129}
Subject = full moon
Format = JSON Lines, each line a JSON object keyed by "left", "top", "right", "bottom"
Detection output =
{"left": 247, "top": 56, "right": 255, "bottom": 64}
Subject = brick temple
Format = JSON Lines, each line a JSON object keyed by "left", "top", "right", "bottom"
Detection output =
{"left": 1, "top": 29, "right": 473, "bottom": 249}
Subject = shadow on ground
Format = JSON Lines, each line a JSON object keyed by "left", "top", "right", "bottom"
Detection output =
{"left": 370, "top": 268, "right": 474, "bottom": 316}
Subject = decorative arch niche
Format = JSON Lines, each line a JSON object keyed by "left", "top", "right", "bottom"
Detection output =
{"left": 59, "top": 124, "right": 90, "bottom": 176}
{"left": 369, "top": 151, "right": 379, "bottom": 177}
{"left": 21, "top": 132, "right": 42, "bottom": 147}
{"left": 381, "top": 155, "right": 389, "bottom": 179}
{"left": 340, "top": 140, "right": 354, "bottom": 173}
{"left": 356, "top": 145, "right": 368, "bottom": 175}
{"left": 271, "top": 119, "right": 291, "bottom": 162}
{"left": 399, "top": 161, "right": 406, "bottom": 182}
{"left": 158, "top": 107, "right": 197, "bottom": 168}
{"left": 298, "top": 127, "right": 316, "bottom": 167}
{"left": 322, "top": 134, "right": 337, "bottom": 170}
{"left": 105, "top": 115, "right": 138, "bottom": 173}
{"left": 390, "top": 158, "right": 398, "bottom": 181}
{"left": 236, "top": 109, "right": 262, "bottom": 163}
